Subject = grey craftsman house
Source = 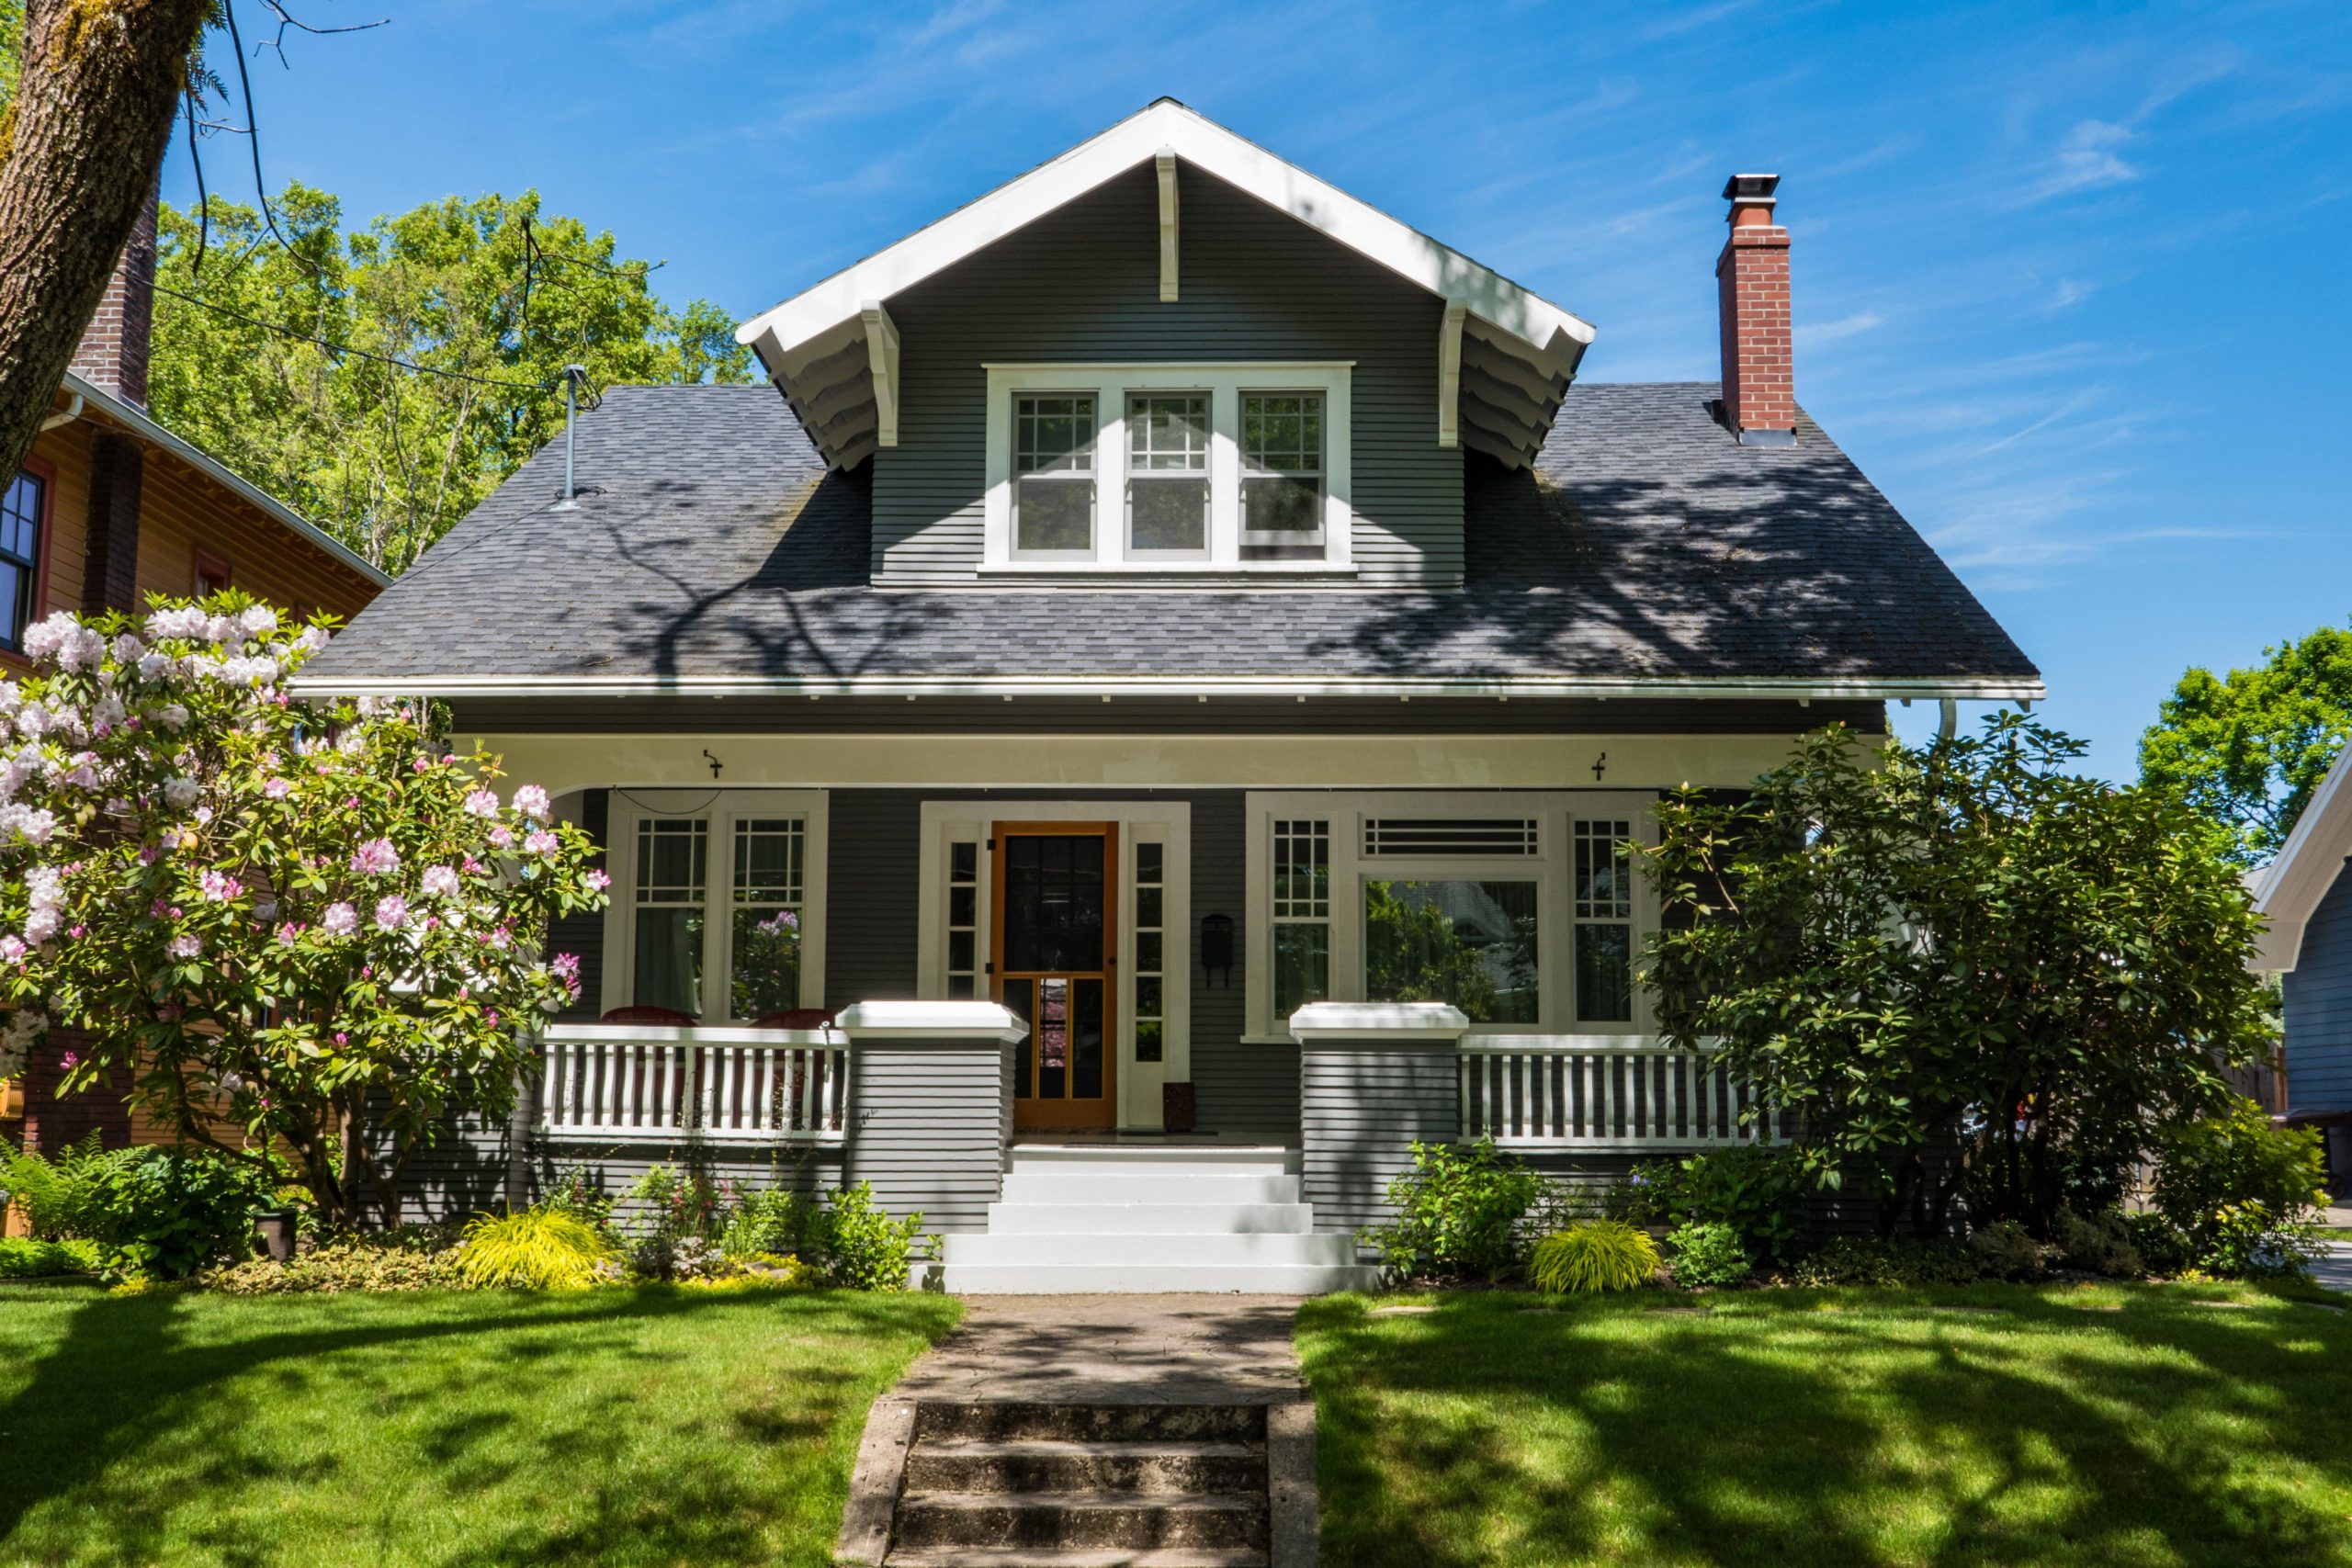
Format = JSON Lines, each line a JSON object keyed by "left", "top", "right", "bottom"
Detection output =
{"left": 298, "top": 101, "right": 2039, "bottom": 1291}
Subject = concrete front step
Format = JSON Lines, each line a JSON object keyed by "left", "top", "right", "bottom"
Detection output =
{"left": 915, "top": 1403, "right": 1265, "bottom": 1444}
{"left": 903, "top": 1438, "right": 1266, "bottom": 1495}
{"left": 944, "top": 1230, "right": 1356, "bottom": 1269}
{"left": 941, "top": 1261, "right": 1382, "bottom": 1294}
{"left": 884, "top": 1550, "right": 1268, "bottom": 1568}
{"left": 1008, "top": 1146, "right": 1300, "bottom": 1177}
{"left": 890, "top": 1492, "right": 1268, "bottom": 1553}
{"left": 1000, "top": 1173, "right": 1304, "bottom": 1206}
{"left": 985, "top": 1202, "right": 1317, "bottom": 1236}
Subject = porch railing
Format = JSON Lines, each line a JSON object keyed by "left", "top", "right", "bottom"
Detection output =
{"left": 1458, "top": 1037, "right": 1774, "bottom": 1150}
{"left": 537, "top": 1023, "right": 847, "bottom": 1145}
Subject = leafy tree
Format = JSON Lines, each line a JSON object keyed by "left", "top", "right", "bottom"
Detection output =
{"left": 0, "top": 596, "right": 611, "bottom": 1227}
{"left": 1642, "top": 716, "right": 2272, "bottom": 1238}
{"left": 149, "top": 184, "right": 754, "bottom": 572}
{"left": 2139, "top": 621, "right": 2352, "bottom": 866}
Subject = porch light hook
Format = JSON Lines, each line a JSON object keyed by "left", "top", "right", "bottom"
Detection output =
{"left": 702, "top": 750, "right": 723, "bottom": 780}
{"left": 1591, "top": 751, "right": 1607, "bottom": 783}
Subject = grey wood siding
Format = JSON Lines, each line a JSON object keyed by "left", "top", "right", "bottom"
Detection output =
{"left": 843, "top": 1039, "right": 1013, "bottom": 1235}
{"left": 1188, "top": 788, "right": 1297, "bottom": 1136}
{"left": 390, "top": 1120, "right": 838, "bottom": 1224}
{"left": 870, "top": 161, "right": 1463, "bottom": 587}
{"left": 1298, "top": 1042, "right": 1462, "bottom": 1243}
{"left": 2286, "top": 863, "right": 2352, "bottom": 1111}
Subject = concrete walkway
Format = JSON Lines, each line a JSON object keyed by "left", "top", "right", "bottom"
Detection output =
{"left": 2312, "top": 1242, "right": 2352, "bottom": 1294}
{"left": 895, "top": 1293, "right": 1308, "bottom": 1407}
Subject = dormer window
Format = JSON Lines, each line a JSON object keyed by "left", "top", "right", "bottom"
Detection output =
{"left": 985, "top": 363, "right": 1353, "bottom": 576}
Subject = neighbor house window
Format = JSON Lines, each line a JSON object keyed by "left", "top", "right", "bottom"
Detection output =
{"left": 605, "top": 791, "right": 829, "bottom": 1023}
{"left": 1012, "top": 393, "right": 1096, "bottom": 557}
{"left": 1, "top": 468, "right": 46, "bottom": 654}
{"left": 1126, "top": 393, "right": 1210, "bottom": 557}
{"left": 985, "top": 365, "right": 1351, "bottom": 572}
{"left": 1248, "top": 793, "right": 1655, "bottom": 1038}
{"left": 1240, "top": 393, "right": 1324, "bottom": 547}
{"left": 193, "top": 550, "right": 232, "bottom": 598}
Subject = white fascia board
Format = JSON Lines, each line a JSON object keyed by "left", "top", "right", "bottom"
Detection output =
{"left": 2248, "top": 741, "right": 2352, "bottom": 973}
{"left": 736, "top": 99, "right": 1596, "bottom": 378}
{"left": 290, "top": 670, "right": 2048, "bottom": 703}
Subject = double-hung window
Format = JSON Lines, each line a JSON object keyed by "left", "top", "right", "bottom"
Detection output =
{"left": 1247, "top": 793, "right": 1657, "bottom": 1040}
{"left": 987, "top": 364, "right": 1351, "bottom": 572}
{"left": 2, "top": 468, "right": 47, "bottom": 654}
{"left": 605, "top": 791, "right": 829, "bottom": 1023}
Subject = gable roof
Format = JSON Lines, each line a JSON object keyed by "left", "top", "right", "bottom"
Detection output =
{"left": 738, "top": 99, "right": 1594, "bottom": 472}
{"left": 293, "top": 380, "right": 2041, "bottom": 701}
{"left": 2250, "top": 744, "right": 2352, "bottom": 972}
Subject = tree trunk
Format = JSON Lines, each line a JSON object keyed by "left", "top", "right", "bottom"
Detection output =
{"left": 0, "top": 0, "right": 208, "bottom": 479}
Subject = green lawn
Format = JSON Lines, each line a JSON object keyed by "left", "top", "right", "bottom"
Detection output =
{"left": 1299, "top": 1282, "right": 2352, "bottom": 1568}
{"left": 0, "top": 1282, "right": 959, "bottom": 1568}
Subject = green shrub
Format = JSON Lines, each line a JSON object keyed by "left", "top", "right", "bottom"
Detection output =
{"left": 1667, "top": 1221, "right": 1751, "bottom": 1288}
{"left": 1966, "top": 1219, "right": 2058, "bottom": 1280}
{"left": 1530, "top": 1221, "right": 1660, "bottom": 1293}
{"left": 456, "top": 1207, "right": 614, "bottom": 1291}
{"left": 540, "top": 1165, "right": 615, "bottom": 1232}
{"left": 811, "top": 1183, "right": 926, "bottom": 1291}
{"left": 1362, "top": 1138, "right": 1546, "bottom": 1283}
{"left": 1, "top": 1133, "right": 144, "bottom": 1239}
{"left": 2053, "top": 1206, "right": 2143, "bottom": 1277}
{"left": 1786, "top": 1235, "right": 1984, "bottom": 1288}
{"left": 722, "top": 1187, "right": 819, "bottom": 1261}
{"left": 2125, "top": 1212, "right": 2197, "bottom": 1276}
{"left": 204, "top": 1225, "right": 463, "bottom": 1294}
{"left": 1606, "top": 1146, "right": 1809, "bottom": 1264}
{"left": 0, "top": 1236, "right": 100, "bottom": 1278}
{"left": 2153, "top": 1098, "right": 2327, "bottom": 1278}
{"left": 74, "top": 1147, "right": 274, "bottom": 1279}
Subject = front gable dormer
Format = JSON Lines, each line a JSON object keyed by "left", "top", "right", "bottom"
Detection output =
{"left": 735, "top": 100, "right": 1594, "bottom": 588}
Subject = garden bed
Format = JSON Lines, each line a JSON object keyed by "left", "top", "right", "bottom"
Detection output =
{"left": 0, "top": 1282, "right": 959, "bottom": 1566}
{"left": 1300, "top": 1282, "right": 2352, "bottom": 1567}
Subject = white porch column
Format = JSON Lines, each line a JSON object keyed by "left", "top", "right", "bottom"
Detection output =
{"left": 1291, "top": 1002, "right": 1471, "bottom": 1244}
{"left": 837, "top": 1001, "right": 1025, "bottom": 1238}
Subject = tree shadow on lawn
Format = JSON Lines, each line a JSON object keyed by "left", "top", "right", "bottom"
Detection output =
{"left": 0, "top": 1284, "right": 952, "bottom": 1568}
{"left": 1301, "top": 1288, "right": 2352, "bottom": 1568}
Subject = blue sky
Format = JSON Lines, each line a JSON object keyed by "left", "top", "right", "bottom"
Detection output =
{"left": 181, "top": 0, "right": 2352, "bottom": 780}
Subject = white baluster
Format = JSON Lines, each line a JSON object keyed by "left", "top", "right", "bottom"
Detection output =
{"left": 699, "top": 1043, "right": 718, "bottom": 1131}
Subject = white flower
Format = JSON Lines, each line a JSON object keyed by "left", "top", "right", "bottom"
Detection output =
{"left": 110, "top": 633, "right": 146, "bottom": 665}
{"left": 0, "top": 804, "right": 57, "bottom": 846}
{"left": 169, "top": 933, "right": 203, "bottom": 959}
{"left": 351, "top": 839, "right": 401, "bottom": 875}
{"left": 294, "top": 626, "right": 331, "bottom": 655}
{"left": 512, "top": 784, "right": 551, "bottom": 820}
{"left": 238, "top": 605, "right": 278, "bottom": 639}
{"left": 157, "top": 704, "right": 190, "bottom": 730}
{"left": 145, "top": 606, "right": 209, "bottom": 640}
{"left": 321, "top": 902, "right": 358, "bottom": 936}
{"left": 420, "top": 864, "right": 461, "bottom": 897}
{"left": 163, "top": 777, "right": 200, "bottom": 808}
{"left": 136, "top": 653, "right": 171, "bottom": 682}
{"left": 462, "top": 788, "right": 499, "bottom": 818}
{"left": 203, "top": 615, "right": 240, "bottom": 645}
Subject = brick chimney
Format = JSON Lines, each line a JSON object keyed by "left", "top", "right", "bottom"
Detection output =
{"left": 68, "top": 190, "right": 158, "bottom": 408}
{"left": 1715, "top": 173, "right": 1794, "bottom": 446}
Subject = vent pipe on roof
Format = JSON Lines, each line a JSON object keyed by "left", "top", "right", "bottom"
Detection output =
{"left": 555, "top": 364, "right": 587, "bottom": 509}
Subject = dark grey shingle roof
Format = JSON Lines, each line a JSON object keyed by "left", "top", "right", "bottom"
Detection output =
{"left": 300, "top": 381, "right": 2037, "bottom": 687}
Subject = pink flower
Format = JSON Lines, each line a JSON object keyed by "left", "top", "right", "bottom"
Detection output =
{"left": 420, "top": 864, "right": 460, "bottom": 897}
{"left": 263, "top": 778, "right": 291, "bottom": 800}
{"left": 373, "top": 895, "right": 410, "bottom": 931}
{"left": 321, "top": 902, "right": 358, "bottom": 936}
{"left": 351, "top": 839, "right": 401, "bottom": 876}
{"left": 524, "top": 829, "right": 559, "bottom": 856}
{"left": 60, "top": 1051, "right": 77, "bottom": 1069}
{"left": 198, "top": 869, "right": 243, "bottom": 902}
{"left": 169, "top": 933, "right": 202, "bottom": 959}
{"left": 276, "top": 922, "right": 301, "bottom": 947}
{"left": 512, "top": 784, "right": 551, "bottom": 820}
{"left": 462, "top": 789, "right": 499, "bottom": 818}
{"left": 0, "top": 935, "right": 24, "bottom": 964}
{"left": 334, "top": 1032, "right": 347, "bottom": 1046}
{"left": 583, "top": 869, "right": 611, "bottom": 892}
{"left": 488, "top": 824, "right": 514, "bottom": 850}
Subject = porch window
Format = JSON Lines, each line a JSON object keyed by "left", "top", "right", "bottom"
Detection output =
{"left": 605, "top": 791, "right": 829, "bottom": 1023}
{"left": 1134, "top": 840, "right": 1167, "bottom": 1062}
{"left": 1272, "top": 818, "right": 1330, "bottom": 1018}
{"left": 2, "top": 468, "right": 46, "bottom": 653}
{"left": 1012, "top": 393, "right": 1096, "bottom": 557}
{"left": 631, "top": 818, "right": 707, "bottom": 1015}
{"left": 1365, "top": 880, "right": 1539, "bottom": 1022}
{"left": 944, "top": 839, "right": 980, "bottom": 1000}
{"left": 1240, "top": 393, "right": 1324, "bottom": 547}
{"left": 1572, "top": 818, "right": 1635, "bottom": 1023}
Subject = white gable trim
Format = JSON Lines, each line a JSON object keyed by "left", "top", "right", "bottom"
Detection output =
{"left": 737, "top": 98, "right": 1594, "bottom": 403}
{"left": 2251, "top": 742, "right": 2352, "bottom": 973}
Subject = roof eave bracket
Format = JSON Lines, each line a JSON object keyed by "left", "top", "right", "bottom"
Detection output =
{"left": 858, "top": 301, "right": 900, "bottom": 449}
{"left": 1157, "top": 149, "right": 1180, "bottom": 303}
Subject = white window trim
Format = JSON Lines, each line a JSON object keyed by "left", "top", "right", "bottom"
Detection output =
{"left": 599, "top": 789, "right": 830, "bottom": 1023}
{"left": 917, "top": 799, "right": 1192, "bottom": 1130}
{"left": 1242, "top": 790, "right": 1658, "bottom": 1043}
{"left": 983, "top": 363, "right": 1353, "bottom": 574}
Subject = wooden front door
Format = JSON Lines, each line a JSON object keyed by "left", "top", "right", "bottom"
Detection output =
{"left": 995, "top": 821, "right": 1117, "bottom": 1131}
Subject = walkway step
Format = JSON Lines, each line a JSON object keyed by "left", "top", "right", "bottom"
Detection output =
{"left": 890, "top": 1492, "right": 1268, "bottom": 1553}
{"left": 915, "top": 1403, "right": 1265, "bottom": 1444}
{"left": 903, "top": 1438, "right": 1265, "bottom": 1495}
{"left": 883, "top": 1550, "right": 1268, "bottom": 1567}
{"left": 984, "top": 1202, "right": 1317, "bottom": 1235}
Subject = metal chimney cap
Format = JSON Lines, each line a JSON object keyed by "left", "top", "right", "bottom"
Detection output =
{"left": 1721, "top": 173, "right": 1781, "bottom": 203}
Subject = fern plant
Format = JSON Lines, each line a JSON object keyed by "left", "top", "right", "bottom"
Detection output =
{"left": 456, "top": 1208, "right": 614, "bottom": 1291}
{"left": 1530, "top": 1221, "right": 1660, "bottom": 1293}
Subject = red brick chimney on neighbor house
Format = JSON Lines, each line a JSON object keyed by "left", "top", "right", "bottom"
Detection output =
{"left": 1716, "top": 172, "right": 1795, "bottom": 446}
{"left": 68, "top": 193, "right": 158, "bottom": 409}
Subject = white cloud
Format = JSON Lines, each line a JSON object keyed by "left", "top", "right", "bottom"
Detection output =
{"left": 1794, "top": 310, "right": 1884, "bottom": 347}
{"left": 2023, "top": 118, "right": 2141, "bottom": 202}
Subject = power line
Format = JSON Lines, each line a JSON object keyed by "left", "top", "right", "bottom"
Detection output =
{"left": 151, "top": 280, "right": 550, "bottom": 392}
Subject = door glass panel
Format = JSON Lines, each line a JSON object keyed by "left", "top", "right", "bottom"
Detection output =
{"left": 1072, "top": 978, "right": 1103, "bottom": 1098}
{"left": 1005, "top": 977, "right": 1035, "bottom": 1098}
{"left": 1036, "top": 976, "right": 1069, "bottom": 1099}
{"left": 1003, "top": 835, "right": 1104, "bottom": 972}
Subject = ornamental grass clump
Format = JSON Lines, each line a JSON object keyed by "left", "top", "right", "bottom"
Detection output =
{"left": 1531, "top": 1221, "right": 1660, "bottom": 1293}
{"left": 456, "top": 1208, "right": 614, "bottom": 1291}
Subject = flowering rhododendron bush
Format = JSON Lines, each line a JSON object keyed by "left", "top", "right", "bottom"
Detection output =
{"left": 0, "top": 597, "right": 610, "bottom": 1227}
